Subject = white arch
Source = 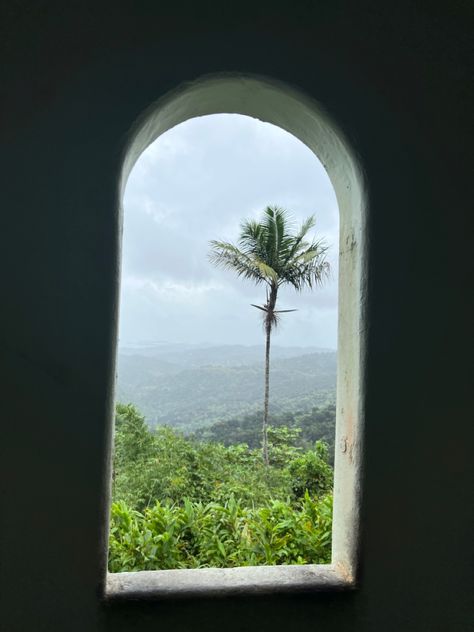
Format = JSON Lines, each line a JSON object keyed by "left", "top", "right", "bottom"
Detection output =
{"left": 110, "top": 74, "right": 367, "bottom": 595}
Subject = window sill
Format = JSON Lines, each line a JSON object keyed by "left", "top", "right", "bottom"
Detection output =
{"left": 105, "top": 563, "right": 354, "bottom": 601}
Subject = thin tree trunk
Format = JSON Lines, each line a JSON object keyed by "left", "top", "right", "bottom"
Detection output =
{"left": 262, "top": 321, "right": 271, "bottom": 466}
{"left": 261, "top": 283, "right": 277, "bottom": 466}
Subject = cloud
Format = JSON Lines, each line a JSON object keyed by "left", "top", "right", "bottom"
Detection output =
{"left": 119, "top": 114, "right": 339, "bottom": 348}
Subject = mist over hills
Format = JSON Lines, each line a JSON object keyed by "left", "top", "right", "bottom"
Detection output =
{"left": 118, "top": 342, "right": 333, "bottom": 364}
{"left": 116, "top": 344, "right": 337, "bottom": 431}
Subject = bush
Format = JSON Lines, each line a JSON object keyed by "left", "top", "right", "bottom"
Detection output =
{"left": 109, "top": 403, "right": 334, "bottom": 570}
{"left": 286, "top": 440, "right": 333, "bottom": 499}
{"left": 108, "top": 493, "right": 333, "bottom": 571}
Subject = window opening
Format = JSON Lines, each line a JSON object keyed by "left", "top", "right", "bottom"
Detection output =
{"left": 108, "top": 77, "right": 363, "bottom": 597}
{"left": 110, "top": 114, "right": 339, "bottom": 573}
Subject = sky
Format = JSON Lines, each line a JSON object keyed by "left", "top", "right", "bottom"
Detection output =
{"left": 119, "top": 114, "right": 339, "bottom": 349}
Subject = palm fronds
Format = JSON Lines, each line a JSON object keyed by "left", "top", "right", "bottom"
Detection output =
{"left": 209, "top": 206, "right": 329, "bottom": 293}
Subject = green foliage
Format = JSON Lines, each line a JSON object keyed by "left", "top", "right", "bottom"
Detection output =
{"left": 193, "top": 403, "right": 337, "bottom": 463}
{"left": 109, "top": 493, "right": 333, "bottom": 571}
{"left": 267, "top": 425, "right": 302, "bottom": 467}
{"left": 287, "top": 441, "right": 334, "bottom": 499}
{"left": 112, "top": 404, "right": 158, "bottom": 508}
{"left": 110, "top": 403, "right": 334, "bottom": 571}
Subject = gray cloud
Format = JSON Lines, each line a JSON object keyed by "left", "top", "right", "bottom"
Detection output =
{"left": 119, "top": 114, "right": 339, "bottom": 348}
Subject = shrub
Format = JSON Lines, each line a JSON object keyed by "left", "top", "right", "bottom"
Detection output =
{"left": 108, "top": 493, "right": 332, "bottom": 571}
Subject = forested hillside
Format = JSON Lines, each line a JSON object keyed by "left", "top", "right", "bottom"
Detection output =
{"left": 192, "top": 404, "right": 336, "bottom": 461}
{"left": 116, "top": 345, "right": 336, "bottom": 430}
{"left": 109, "top": 404, "right": 334, "bottom": 571}
{"left": 110, "top": 345, "right": 337, "bottom": 571}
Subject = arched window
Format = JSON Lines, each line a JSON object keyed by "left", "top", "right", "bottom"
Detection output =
{"left": 107, "top": 74, "right": 367, "bottom": 598}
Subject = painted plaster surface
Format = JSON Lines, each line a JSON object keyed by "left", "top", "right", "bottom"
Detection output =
{"left": 0, "top": 3, "right": 472, "bottom": 632}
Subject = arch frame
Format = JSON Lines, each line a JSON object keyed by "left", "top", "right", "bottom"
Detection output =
{"left": 107, "top": 73, "right": 367, "bottom": 599}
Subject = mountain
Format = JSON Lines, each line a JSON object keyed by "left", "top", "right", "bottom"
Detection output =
{"left": 118, "top": 342, "right": 333, "bottom": 366}
{"left": 192, "top": 403, "right": 337, "bottom": 461}
{"left": 115, "top": 344, "right": 337, "bottom": 431}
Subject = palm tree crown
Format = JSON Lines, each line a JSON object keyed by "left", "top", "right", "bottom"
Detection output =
{"left": 209, "top": 205, "right": 330, "bottom": 305}
{"left": 209, "top": 205, "right": 330, "bottom": 464}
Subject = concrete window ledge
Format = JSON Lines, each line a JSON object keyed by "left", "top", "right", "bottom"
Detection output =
{"left": 106, "top": 564, "right": 353, "bottom": 600}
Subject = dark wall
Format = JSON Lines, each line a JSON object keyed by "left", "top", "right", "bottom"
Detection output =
{"left": 1, "top": 2, "right": 472, "bottom": 631}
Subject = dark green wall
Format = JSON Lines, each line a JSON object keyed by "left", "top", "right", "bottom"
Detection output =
{"left": 0, "top": 2, "right": 472, "bottom": 630}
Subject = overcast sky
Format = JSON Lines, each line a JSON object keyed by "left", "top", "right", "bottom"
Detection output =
{"left": 119, "top": 114, "right": 339, "bottom": 349}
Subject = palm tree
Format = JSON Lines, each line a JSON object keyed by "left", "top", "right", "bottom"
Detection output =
{"left": 209, "top": 206, "right": 330, "bottom": 465}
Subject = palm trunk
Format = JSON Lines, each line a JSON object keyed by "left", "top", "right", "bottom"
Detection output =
{"left": 262, "top": 321, "right": 271, "bottom": 466}
{"left": 262, "top": 284, "right": 277, "bottom": 466}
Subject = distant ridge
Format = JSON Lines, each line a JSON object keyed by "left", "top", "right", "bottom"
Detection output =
{"left": 116, "top": 344, "right": 337, "bottom": 431}
{"left": 118, "top": 342, "right": 335, "bottom": 362}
